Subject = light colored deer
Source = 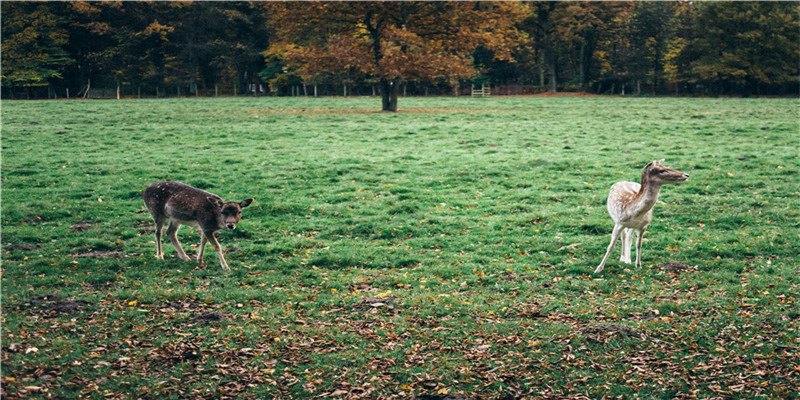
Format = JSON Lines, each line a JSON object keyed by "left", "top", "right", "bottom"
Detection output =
{"left": 143, "top": 181, "right": 253, "bottom": 270}
{"left": 594, "top": 160, "right": 688, "bottom": 273}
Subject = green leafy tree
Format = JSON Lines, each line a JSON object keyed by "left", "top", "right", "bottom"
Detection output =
{"left": 686, "top": 2, "right": 800, "bottom": 95}
{"left": 628, "top": 2, "right": 676, "bottom": 94}
{"left": 1, "top": 2, "right": 73, "bottom": 97}
{"left": 551, "top": 2, "right": 629, "bottom": 91}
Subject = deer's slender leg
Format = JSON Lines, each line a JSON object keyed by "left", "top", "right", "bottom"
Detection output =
{"left": 197, "top": 232, "right": 208, "bottom": 266}
{"left": 595, "top": 224, "right": 623, "bottom": 273}
{"left": 620, "top": 228, "right": 633, "bottom": 264}
{"left": 154, "top": 219, "right": 165, "bottom": 260}
{"left": 635, "top": 228, "right": 646, "bottom": 268}
{"left": 167, "top": 222, "right": 191, "bottom": 261}
{"left": 206, "top": 232, "right": 230, "bottom": 271}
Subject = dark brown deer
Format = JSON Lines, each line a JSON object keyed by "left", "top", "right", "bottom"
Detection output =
{"left": 143, "top": 181, "right": 253, "bottom": 270}
{"left": 594, "top": 160, "right": 688, "bottom": 273}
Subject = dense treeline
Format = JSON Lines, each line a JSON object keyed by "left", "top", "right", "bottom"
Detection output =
{"left": 2, "top": 1, "right": 798, "bottom": 100}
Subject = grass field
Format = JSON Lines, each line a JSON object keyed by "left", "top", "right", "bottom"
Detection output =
{"left": 2, "top": 96, "right": 798, "bottom": 399}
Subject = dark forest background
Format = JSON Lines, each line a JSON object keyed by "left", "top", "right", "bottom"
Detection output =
{"left": 2, "top": 1, "right": 798, "bottom": 99}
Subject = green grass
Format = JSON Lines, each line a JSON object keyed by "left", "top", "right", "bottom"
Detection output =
{"left": 2, "top": 96, "right": 798, "bottom": 398}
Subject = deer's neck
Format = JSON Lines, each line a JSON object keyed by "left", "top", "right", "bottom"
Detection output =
{"left": 629, "top": 174, "right": 662, "bottom": 217}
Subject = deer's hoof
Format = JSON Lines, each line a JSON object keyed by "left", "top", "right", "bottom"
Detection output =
{"left": 155, "top": 254, "right": 163, "bottom": 260}
{"left": 593, "top": 265, "right": 604, "bottom": 274}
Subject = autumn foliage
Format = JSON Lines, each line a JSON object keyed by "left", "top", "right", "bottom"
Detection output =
{"left": 1, "top": 1, "right": 798, "bottom": 102}
{"left": 267, "top": 2, "right": 529, "bottom": 111}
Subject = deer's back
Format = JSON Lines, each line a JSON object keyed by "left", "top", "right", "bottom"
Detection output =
{"left": 143, "top": 181, "right": 221, "bottom": 226}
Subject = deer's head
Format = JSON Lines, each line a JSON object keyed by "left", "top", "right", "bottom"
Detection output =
{"left": 207, "top": 197, "right": 253, "bottom": 230}
{"left": 643, "top": 160, "right": 689, "bottom": 185}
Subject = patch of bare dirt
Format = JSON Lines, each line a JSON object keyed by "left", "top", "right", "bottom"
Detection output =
{"left": 529, "top": 91, "right": 599, "bottom": 97}
{"left": 657, "top": 262, "right": 697, "bottom": 272}
{"left": 71, "top": 222, "right": 92, "bottom": 232}
{"left": 27, "top": 294, "right": 91, "bottom": 314}
{"left": 5, "top": 244, "right": 42, "bottom": 251}
{"left": 355, "top": 296, "right": 397, "bottom": 311}
{"left": 192, "top": 312, "right": 225, "bottom": 322}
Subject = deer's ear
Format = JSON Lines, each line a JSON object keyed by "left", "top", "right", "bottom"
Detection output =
{"left": 207, "top": 197, "right": 224, "bottom": 208}
{"left": 240, "top": 198, "right": 253, "bottom": 208}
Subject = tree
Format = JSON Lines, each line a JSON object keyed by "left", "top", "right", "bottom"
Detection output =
{"left": 628, "top": 2, "right": 675, "bottom": 94}
{"left": 661, "top": 2, "right": 695, "bottom": 94}
{"left": 686, "top": 2, "right": 800, "bottom": 95}
{"left": 266, "top": 2, "right": 528, "bottom": 111}
{"left": 63, "top": 1, "right": 175, "bottom": 97}
{"left": 521, "top": 2, "right": 559, "bottom": 92}
{"left": 1, "top": 2, "right": 73, "bottom": 98}
{"left": 550, "top": 2, "right": 629, "bottom": 91}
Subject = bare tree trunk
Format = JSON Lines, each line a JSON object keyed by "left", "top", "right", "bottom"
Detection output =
{"left": 116, "top": 81, "right": 121, "bottom": 100}
{"left": 215, "top": 84, "right": 218, "bottom": 97}
{"left": 636, "top": 80, "right": 641, "bottom": 96}
{"left": 66, "top": 88, "right": 70, "bottom": 99}
{"left": 138, "top": 86, "right": 141, "bottom": 99}
{"left": 314, "top": 85, "right": 318, "bottom": 97}
{"left": 538, "top": 50, "right": 545, "bottom": 87}
{"left": 303, "top": 84, "right": 308, "bottom": 96}
{"left": 380, "top": 78, "right": 398, "bottom": 112}
{"left": 579, "top": 42, "right": 587, "bottom": 91}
